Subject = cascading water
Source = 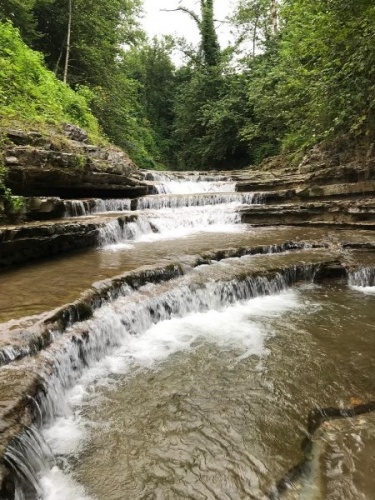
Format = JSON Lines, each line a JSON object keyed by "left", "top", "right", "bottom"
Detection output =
{"left": 348, "top": 266, "right": 375, "bottom": 293}
{"left": 63, "top": 199, "right": 131, "bottom": 218}
{"left": 97, "top": 177, "right": 264, "bottom": 247}
{"left": 134, "top": 192, "right": 263, "bottom": 211}
{"left": 145, "top": 171, "right": 236, "bottom": 194}
{"left": 3, "top": 257, "right": 318, "bottom": 499}
{"left": 5, "top": 163, "right": 375, "bottom": 500}
{"left": 92, "top": 199, "right": 131, "bottom": 213}
{"left": 63, "top": 200, "right": 88, "bottom": 218}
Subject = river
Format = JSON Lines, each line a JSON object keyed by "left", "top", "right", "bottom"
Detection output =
{"left": 2, "top": 173, "right": 375, "bottom": 500}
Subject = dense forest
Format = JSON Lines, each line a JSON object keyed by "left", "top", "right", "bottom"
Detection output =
{"left": 0, "top": 0, "right": 374, "bottom": 171}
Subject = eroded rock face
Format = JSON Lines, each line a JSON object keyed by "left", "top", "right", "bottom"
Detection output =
{"left": 2, "top": 128, "right": 152, "bottom": 199}
{"left": 0, "top": 214, "right": 140, "bottom": 268}
{"left": 273, "top": 403, "right": 375, "bottom": 500}
{"left": 239, "top": 198, "right": 375, "bottom": 228}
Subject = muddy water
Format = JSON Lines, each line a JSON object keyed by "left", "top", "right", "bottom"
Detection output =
{"left": 0, "top": 226, "right": 329, "bottom": 323}
{"left": 2, "top": 171, "right": 375, "bottom": 500}
{"left": 39, "top": 280, "right": 375, "bottom": 500}
{"left": 1, "top": 226, "right": 374, "bottom": 325}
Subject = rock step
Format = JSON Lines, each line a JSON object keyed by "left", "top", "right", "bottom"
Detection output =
{"left": 3, "top": 179, "right": 375, "bottom": 225}
{"left": 0, "top": 214, "right": 138, "bottom": 269}
{"left": 0, "top": 250, "right": 346, "bottom": 494}
{"left": 240, "top": 198, "right": 375, "bottom": 227}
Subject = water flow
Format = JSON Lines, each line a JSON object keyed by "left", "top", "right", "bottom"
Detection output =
{"left": 134, "top": 192, "right": 263, "bottom": 210}
{"left": 98, "top": 203, "right": 244, "bottom": 248}
{"left": 348, "top": 267, "right": 375, "bottom": 293}
{"left": 69, "top": 282, "right": 375, "bottom": 500}
{"left": 63, "top": 199, "right": 131, "bottom": 218}
{"left": 92, "top": 199, "right": 131, "bottom": 213}
{"left": 4, "top": 426, "right": 53, "bottom": 500}
{"left": 63, "top": 200, "right": 88, "bottom": 218}
{"left": 5, "top": 261, "right": 313, "bottom": 499}
{"left": 146, "top": 171, "right": 236, "bottom": 194}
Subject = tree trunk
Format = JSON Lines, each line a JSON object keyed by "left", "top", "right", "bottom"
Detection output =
{"left": 252, "top": 16, "right": 259, "bottom": 56}
{"left": 271, "top": 0, "right": 278, "bottom": 34}
{"left": 63, "top": 0, "right": 72, "bottom": 84}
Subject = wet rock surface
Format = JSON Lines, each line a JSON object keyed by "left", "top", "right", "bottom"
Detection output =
{"left": 273, "top": 403, "right": 375, "bottom": 500}
{"left": 0, "top": 141, "right": 375, "bottom": 497}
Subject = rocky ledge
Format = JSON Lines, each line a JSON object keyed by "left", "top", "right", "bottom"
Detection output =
{"left": 0, "top": 214, "right": 141, "bottom": 269}
{"left": 1, "top": 126, "right": 153, "bottom": 200}
{"left": 0, "top": 248, "right": 347, "bottom": 495}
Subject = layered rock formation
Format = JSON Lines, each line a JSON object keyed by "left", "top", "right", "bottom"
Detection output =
{"left": 2, "top": 126, "right": 153, "bottom": 202}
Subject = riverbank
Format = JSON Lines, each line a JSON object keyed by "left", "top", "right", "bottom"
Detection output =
{"left": 1, "top": 136, "right": 375, "bottom": 499}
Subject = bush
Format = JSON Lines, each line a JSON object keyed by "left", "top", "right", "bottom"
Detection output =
{"left": 0, "top": 21, "right": 100, "bottom": 138}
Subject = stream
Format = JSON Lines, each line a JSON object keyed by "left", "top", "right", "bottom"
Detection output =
{"left": 2, "top": 173, "right": 375, "bottom": 500}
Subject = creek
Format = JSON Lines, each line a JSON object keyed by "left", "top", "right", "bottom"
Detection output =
{"left": 2, "top": 173, "right": 375, "bottom": 500}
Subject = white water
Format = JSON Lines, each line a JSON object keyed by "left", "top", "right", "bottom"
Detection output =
{"left": 348, "top": 267, "right": 375, "bottom": 294}
{"left": 156, "top": 180, "right": 237, "bottom": 194}
{"left": 63, "top": 199, "right": 131, "bottom": 218}
{"left": 99, "top": 203, "right": 244, "bottom": 249}
{"left": 146, "top": 171, "right": 236, "bottom": 194}
{"left": 39, "top": 288, "right": 305, "bottom": 500}
{"left": 92, "top": 198, "right": 131, "bottom": 213}
{"left": 135, "top": 192, "right": 263, "bottom": 210}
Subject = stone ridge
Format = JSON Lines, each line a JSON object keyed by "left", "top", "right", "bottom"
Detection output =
{"left": 1, "top": 126, "right": 153, "bottom": 200}
{"left": 0, "top": 250, "right": 345, "bottom": 496}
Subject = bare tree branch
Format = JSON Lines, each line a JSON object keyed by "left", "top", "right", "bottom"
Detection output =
{"left": 160, "top": 7, "right": 201, "bottom": 28}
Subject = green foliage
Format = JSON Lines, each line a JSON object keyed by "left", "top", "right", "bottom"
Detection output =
{"left": 33, "top": 0, "right": 144, "bottom": 86}
{"left": 0, "top": 163, "right": 24, "bottom": 211}
{"left": 241, "top": 0, "right": 375, "bottom": 154}
{"left": 122, "top": 38, "right": 177, "bottom": 167}
{"left": 0, "top": 21, "right": 100, "bottom": 137}
{"left": 2, "top": 0, "right": 374, "bottom": 173}
{"left": 0, "top": 0, "right": 39, "bottom": 44}
{"left": 173, "top": 65, "right": 253, "bottom": 170}
{"left": 200, "top": 0, "right": 220, "bottom": 67}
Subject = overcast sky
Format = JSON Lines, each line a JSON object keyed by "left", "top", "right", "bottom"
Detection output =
{"left": 141, "top": 0, "right": 235, "bottom": 49}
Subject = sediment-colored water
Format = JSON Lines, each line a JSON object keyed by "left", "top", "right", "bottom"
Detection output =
{"left": 1, "top": 174, "right": 375, "bottom": 500}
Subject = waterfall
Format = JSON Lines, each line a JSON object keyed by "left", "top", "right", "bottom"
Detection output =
{"left": 134, "top": 192, "right": 263, "bottom": 211}
{"left": 155, "top": 180, "right": 236, "bottom": 194}
{"left": 92, "top": 198, "right": 131, "bottom": 213}
{"left": 144, "top": 171, "right": 236, "bottom": 194}
{"left": 98, "top": 204, "right": 242, "bottom": 247}
{"left": 3, "top": 262, "right": 317, "bottom": 498}
{"left": 63, "top": 199, "right": 131, "bottom": 218}
{"left": 4, "top": 426, "right": 53, "bottom": 500}
{"left": 63, "top": 200, "right": 88, "bottom": 218}
{"left": 348, "top": 267, "right": 375, "bottom": 293}
{"left": 98, "top": 217, "right": 155, "bottom": 246}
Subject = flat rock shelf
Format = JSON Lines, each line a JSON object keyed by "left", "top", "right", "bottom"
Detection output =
{"left": 0, "top": 167, "right": 375, "bottom": 500}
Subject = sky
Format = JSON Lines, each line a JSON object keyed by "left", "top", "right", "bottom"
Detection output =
{"left": 141, "top": 0, "right": 236, "bottom": 53}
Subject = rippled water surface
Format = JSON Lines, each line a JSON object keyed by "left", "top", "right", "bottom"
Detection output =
{"left": 0, "top": 226, "right": 331, "bottom": 323}
{"left": 40, "top": 281, "right": 375, "bottom": 500}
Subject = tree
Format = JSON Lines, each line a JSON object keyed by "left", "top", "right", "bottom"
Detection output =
{"left": 239, "top": 0, "right": 375, "bottom": 157}
{"left": 63, "top": 0, "right": 72, "bottom": 83}
{"left": 122, "top": 37, "right": 177, "bottom": 166}
{"left": 200, "top": 0, "right": 220, "bottom": 67}
{"left": 163, "top": 0, "right": 220, "bottom": 67}
{"left": 230, "top": 0, "right": 277, "bottom": 59}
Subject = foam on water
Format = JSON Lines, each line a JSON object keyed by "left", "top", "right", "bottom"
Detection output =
{"left": 351, "top": 286, "right": 375, "bottom": 294}
{"left": 135, "top": 192, "right": 263, "bottom": 210}
{"left": 99, "top": 203, "right": 244, "bottom": 249}
{"left": 156, "top": 180, "right": 237, "bottom": 194}
{"left": 145, "top": 171, "right": 236, "bottom": 194}
{"left": 40, "top": 467, "right": 92, "bottom": 500}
